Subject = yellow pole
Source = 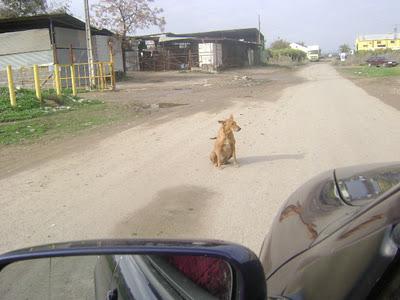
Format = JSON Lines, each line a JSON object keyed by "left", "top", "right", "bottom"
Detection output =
{"left": 54, "top": 64, "right": 61, "bottom": 96}
{"left": 109, "top": 44, "right": 116, "bottom": 90}
{"left": 33, "top": 64, "right": 42, "bottom": 101}
{"left": 99, "top": 62, "right": 104, "bottom": 91}
{"left": 6, "top": 65, "right": 16, "bottom": 107}
{"left": 70, "top": 64, "right": 77, "bottom": 96}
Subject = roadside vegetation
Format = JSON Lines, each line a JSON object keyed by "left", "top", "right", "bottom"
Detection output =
{"left": 263, "top": 38, "right": 307, "bottom": 66}
{"left": 334, "top": 48, "right": 400, "bottom": 79}
{"left": 0, "top": 87, "right": 137, "bottom": 144}
{"left": 340, "top": 66, "right": 400, "bottom": 78}
{"left": 334, "top": 49, "right": 400, "bottom": 66}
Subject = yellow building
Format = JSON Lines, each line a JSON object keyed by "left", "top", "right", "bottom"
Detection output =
{"left": 356, "top": 33, "right": 400, "bottom": 51}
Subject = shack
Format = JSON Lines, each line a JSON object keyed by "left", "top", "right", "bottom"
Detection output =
{"left": 0, "top": 13, "right": 124, "bottom": 71}
{"left": 132, "top": 28, "right": 264, "bottom": 71}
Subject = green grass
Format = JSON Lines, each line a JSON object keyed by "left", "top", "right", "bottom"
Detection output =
{"left": 342, "top": 66, "right": 400, "bottom": 78}
{"left": 0, "top": 87, "right": 101, "bottom": 122}
{"left": 0, "top": 87, "right": 140, "bottom": 145}
{"left": 0, "top": 101, "right": 136, "bottom": 144}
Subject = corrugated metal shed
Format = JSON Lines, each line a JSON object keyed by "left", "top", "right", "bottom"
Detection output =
{"left": 0, "top": 14, "right": 113, "bottom": 36}
{"left": 93, "top": 35, "right": 124, "bottom": 71}
{"left": 0, "top": 51, "right": 53, "bottom": 70}
{"left": 0, "top": 29, "right": 51, "bottom": 56}
{"left": 0, "top": 28, "right": 52, "bottom": 70}
{"left": 54, "top": 27, "right": 87, "bottom": 49}
{"left": 0, "top": 14, "right": 124, "bottom": 72}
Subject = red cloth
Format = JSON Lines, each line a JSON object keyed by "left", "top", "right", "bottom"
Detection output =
{"left": 168, "top": 255, "right": 231, "bottom": 299}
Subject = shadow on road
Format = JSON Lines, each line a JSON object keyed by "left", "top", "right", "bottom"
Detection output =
{"left": 239, "top": 154, "right": 305, "bottom": 166}
{"left": 114, "top": 185, "right": 216, "bottom": 239}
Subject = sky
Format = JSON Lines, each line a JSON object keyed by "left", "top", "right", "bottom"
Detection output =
{"left": 70, "top": 0, "right": 400, "bottom": 52}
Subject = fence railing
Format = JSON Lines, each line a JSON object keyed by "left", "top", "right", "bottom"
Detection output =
{"left": 3, "top": 61, "right": 115, "bottom": 107}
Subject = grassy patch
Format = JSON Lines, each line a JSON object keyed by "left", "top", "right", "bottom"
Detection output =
{"left": 0, "top": 87, "right": 101, "bottom": 122}
{"left": 0, "top": 101, "right": 137, "bottom": 145}
{"left": 0, "top": 122, "right": 49, "bottom": 144}
{"left": 0, "top": 87, "right": 142, "bottom": 145}
{"left": 340, "top": 66, "right": 400, "bottom": 78}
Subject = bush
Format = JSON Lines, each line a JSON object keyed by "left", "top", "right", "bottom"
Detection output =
{"left": 267, "top": 48, "right": 307, "bottom": 64}
{"left": 270, "top": 39, "right": 290, "bottom": 50}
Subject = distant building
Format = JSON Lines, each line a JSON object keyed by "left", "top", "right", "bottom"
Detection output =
{"left": 355, "top": 33, "right": 400, "bottom": 51}
{"left": 132, "top": 28, "right": 264, "bottom": 72}
{"left": 289, "top": 43, "right": 308, "bottom": 53}
{"left": 289, "top": 43, "right": 320, "bottom": 61}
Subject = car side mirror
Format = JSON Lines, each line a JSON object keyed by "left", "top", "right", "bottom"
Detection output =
{"left": 0, "top": 239, "right": 266, "bottom": 300}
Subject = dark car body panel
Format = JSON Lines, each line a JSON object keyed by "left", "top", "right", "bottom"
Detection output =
{"left": 260, "top": 170, "right": 361, "bottom": 277}
{"left": 261, "top": 163, "right": 400, "bottom": 299}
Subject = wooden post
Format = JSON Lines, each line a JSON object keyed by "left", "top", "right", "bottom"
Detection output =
{"left": 70, "top": 64, "right": 77, "bottom": 96}
{"left": 188, "top": 49, "right": 192, "bottom": 69}
{"left": 33, "top": 64, "right": 42, "bottom": 101}
{"left": 54, "top": 64, "right": 61, "bottom": 96}
{"left": 6, "top": 65, "right": 16, "bottom": 107}
{"left": 99, "top": 62, "right": 104, "bottom": 91}
{"left": 167, "top": 50, "right": 170, "bottom": 70}
{"left": 109, "top": 43, "right": 116, "bottom": 90}
{"left": 69, "top": 44, "right": 75, "bottom": 64}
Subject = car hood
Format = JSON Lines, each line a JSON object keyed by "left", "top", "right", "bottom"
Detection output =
{"left": 261, "top": 162, "right": 400, "bottom": 279}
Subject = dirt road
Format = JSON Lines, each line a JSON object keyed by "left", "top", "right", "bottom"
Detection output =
{"left": 1, "top": 63, "right": 399, "bottom": 254}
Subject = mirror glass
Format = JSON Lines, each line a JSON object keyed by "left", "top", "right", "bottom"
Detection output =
{"left": 0, "top": 254, "right": 233, "bottom": 300}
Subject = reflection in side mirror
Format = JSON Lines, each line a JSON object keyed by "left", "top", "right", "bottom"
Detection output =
{"left": 0, "top": 256, "right": 97, "bottom": 300}
{"left": 0, "top": 255, "right": 233, "bottom": 300}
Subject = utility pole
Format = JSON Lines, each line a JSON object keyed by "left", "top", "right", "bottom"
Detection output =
{"left": 84, "top": 0, "right": 95, "bottom": 88}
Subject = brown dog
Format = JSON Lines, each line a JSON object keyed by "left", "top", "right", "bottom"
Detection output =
{"left": 210, "top": 114, "right": 241, "bottom": 168}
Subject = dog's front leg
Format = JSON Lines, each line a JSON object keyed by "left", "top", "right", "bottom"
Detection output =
{"left": 232, "top": 144, "right": 239, "bottom": 167}
{"left": 216, "top": 151, "right": 223, "bottom": 169}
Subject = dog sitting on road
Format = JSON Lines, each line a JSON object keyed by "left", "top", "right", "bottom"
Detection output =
{"left": 210, "top": 114, "right": 241, "bottom": 168}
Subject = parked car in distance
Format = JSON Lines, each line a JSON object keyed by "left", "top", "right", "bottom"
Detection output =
{"left": 366, "top": 56, "right": 398, "bottom": 67}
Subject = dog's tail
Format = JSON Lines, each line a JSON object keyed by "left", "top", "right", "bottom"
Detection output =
{"left": 209, "top": 137, "right": 217, "bottom": 140}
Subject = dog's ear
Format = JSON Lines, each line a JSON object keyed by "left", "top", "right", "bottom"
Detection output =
{"left": 229, "top": 114, "right": 234, "bottom": 120}
{"left": 218, "top": 120, "right": 225, "bottom": 124}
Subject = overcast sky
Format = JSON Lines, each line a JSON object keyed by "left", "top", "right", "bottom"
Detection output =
{"left": 70, "top": 0, "right": 400, "bottom": 52}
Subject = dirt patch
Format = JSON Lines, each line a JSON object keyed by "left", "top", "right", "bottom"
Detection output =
{"left": 114, "top": 185, "right": 216, "bottom": 238}
{"left": 158, "top": 102, "right": 188, "bottom": 108}
{"left": 0, "top": 66, "right": 303, "bottom": 176}
{"left": 337, "top": 67, "right": 400, "bottom": 111}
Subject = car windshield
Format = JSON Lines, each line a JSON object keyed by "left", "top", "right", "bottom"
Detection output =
{"left": 0, "top": 1, "right": 400, "bottom": 299}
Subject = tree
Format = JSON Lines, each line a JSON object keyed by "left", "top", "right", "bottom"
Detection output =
{"left": 297, "top": 41, "right": 306, "bottom": 47}
{"left": 47, "top": 0, "right": 70, "bottom": 14}
{"left": 91, "top": 0, "right": 166, "bottom": 39}
{"left": 339, "top": 44, "right": 351, "bottom": 53}
{"left": 270, "top": 39, "right": 290, "bottom": 50}
{"left": 0, "top": 0, "right": 46, "bottom": 17}
{"left": 0, "top": 0, "right": 70, "bottom": 18}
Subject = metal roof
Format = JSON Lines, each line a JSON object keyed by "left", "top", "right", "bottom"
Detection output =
{"left": 173, "top": 28, "right": 264, "bottom": 41}
{"left": 132, "top": 28, "right": 264, "bottom": 44}
{"left": 158, "top": 36, "right": 195, "bottom": 42}
{"left": 357, "top": 33, "right": 398, "bottom": 41}
{"left": 0, "top": 13, "right": 114, "bottom": 36}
